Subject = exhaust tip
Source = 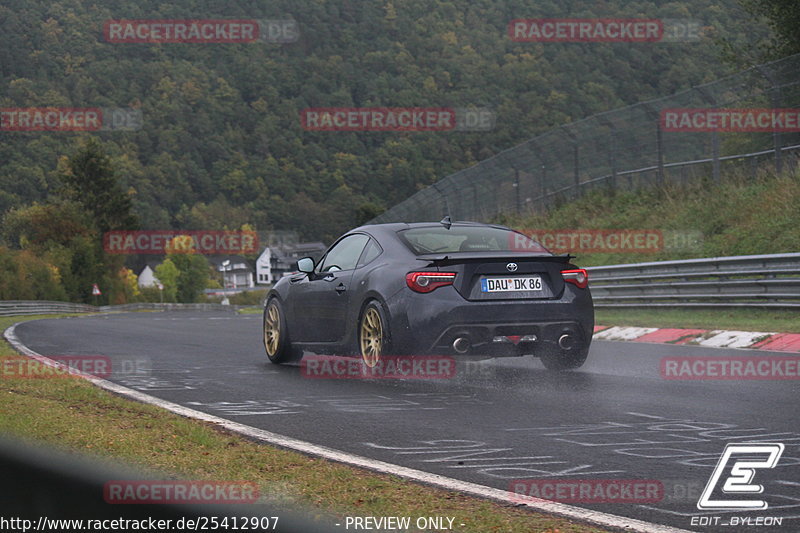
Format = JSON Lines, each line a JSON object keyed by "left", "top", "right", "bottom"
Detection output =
{"left": 453, "top": 337, "right": 470, "bottom": 354}
{"left": 558, "top": 334, "right": 575, "bottom": 351}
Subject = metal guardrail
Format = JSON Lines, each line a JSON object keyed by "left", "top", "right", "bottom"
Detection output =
{"left": 3, "top": 254, "right": 799, "bottom": 314}
{"left": 0, "top": 301, "right": 248, "bottom": 317}
{"left": 587, "top": 253, "right": 800, "bottom": 308}
{"left": 0, "top": 301, "right": 98, "bottom": 317}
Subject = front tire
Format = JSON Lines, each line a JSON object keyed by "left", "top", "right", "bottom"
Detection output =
{"left": 358, "top": 300, "right": 391, "bottom": 368}
{"left": 263, "top": 298, "right": 301, "bottom": 364}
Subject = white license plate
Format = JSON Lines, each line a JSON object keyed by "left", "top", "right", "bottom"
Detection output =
{"left": 481, "top": 276, "right": 543, "bottom": 293}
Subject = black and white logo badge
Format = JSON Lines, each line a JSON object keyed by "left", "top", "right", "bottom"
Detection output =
{"left": 698, "top": 442, "right": 784, "bottom": 510}
{"left": 506, "top": 262, "right": 518, "bottom": 272}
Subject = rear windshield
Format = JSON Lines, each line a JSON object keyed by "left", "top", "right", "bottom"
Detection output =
{"left": 398, "top": 226, "right": 550, "bottom": 255}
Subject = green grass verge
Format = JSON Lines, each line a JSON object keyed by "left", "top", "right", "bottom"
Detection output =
{"left": 498, "top": 168, "right": 800, "bottom": 267}
{"left": 0, "top": 314, "right": 609, "bottom": 533}
{"left": 595, "top": 307, "right": 800, "bottom": 333}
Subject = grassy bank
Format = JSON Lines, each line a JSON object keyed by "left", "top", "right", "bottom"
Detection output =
{"left": 0, "top": 315, "right": 609, "bottom": 533}
{"left": 500, "top": 167, "right": 800, "bottom": 267}
{"left": 500, "top": 168, "right": 800, "bottom": 333}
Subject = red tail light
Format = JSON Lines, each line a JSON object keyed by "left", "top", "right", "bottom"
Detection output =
{"left": 405, "top": 272, "right": 457, "bottom": 293}
{"left": 561, "top": 269, "right": 588, "bottom": 289}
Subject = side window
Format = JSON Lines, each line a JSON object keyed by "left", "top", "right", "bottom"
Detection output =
{"left": 357, "top": 238, "right": 383, "bottom": 268}
{"left": 317, "top": 234, "right": 370, "bottom": 273}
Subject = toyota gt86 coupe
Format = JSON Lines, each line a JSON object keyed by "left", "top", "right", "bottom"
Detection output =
{"left": 262, "top": 220, "right": 594, "bottom": 370}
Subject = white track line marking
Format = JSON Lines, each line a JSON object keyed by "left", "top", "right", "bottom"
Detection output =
{"left": 626, "top": 412, "right": 668, "bottom": 420}
{"left": 5, "top": 320, "right": 693, "bottom": 533}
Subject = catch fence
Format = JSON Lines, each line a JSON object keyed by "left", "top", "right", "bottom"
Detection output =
{"left": 371, "top": 54, "right": 800, "bottom": 223}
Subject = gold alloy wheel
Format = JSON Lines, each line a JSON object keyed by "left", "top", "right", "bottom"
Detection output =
{"left": 264, "top": 303, "right": 281, "bottom": 356}
{"left": 360, "top": 307, "right": 383, "bottom": 368}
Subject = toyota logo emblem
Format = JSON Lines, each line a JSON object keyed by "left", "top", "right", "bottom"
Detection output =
{"left": 506, "top": 262, "right": 518, "bottom": 272}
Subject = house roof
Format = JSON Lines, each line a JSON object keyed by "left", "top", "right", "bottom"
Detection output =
{"left": 207, "top": 255, "right": 252, "bottom": 268}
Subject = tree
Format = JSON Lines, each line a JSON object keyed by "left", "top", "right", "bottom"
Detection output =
{"left": 165, "top": 236, "right": 212, "bottom": 303}
{"left": 0, "top": 0, "right": 776, "bottom": 243}
{"left": 120, "top": 267, "right": 141, "bottom": 303}
{"left": 154, "top": 259, "right": 179, "bottom": 303}
{"left": 56, "top": 139, "right": 142, "bottom": 304}
{"left": 355, "top": 202, "right": 385, "bottom": 225}
{"left": 0, "top": 247, "right": 68, "bottom": 301}
{"left": 1, "top": 201, "right": 94, "bottom": 249}
{"left": 740, "top": 0, "right": 800, "bottom": 59}
{"left": 1, "top": 202, "right": 103, "bottom": 303}
{"left": 58, "top": 138, "right": 138, "bottom": 233}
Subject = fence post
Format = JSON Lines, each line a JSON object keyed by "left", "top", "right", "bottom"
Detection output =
{"left": 694, "top": 86, "right": 721, "bottom": 184}
{"left": 540, "top": 164, "right": 547, "bottom": 211}
{"left": 597, "top": 115, "right": 618, "bottom": 190}
{"left": 469, "top": 181, "right": 479, "bottom": 220}
{"left": 642, "top": 103, "right": 665, "bottom": 186}
{"left": 527, "top": 139, "right": 548, "bottom": 212}
{"left": 431, "top": 181, "right": 450, "bottom": 219}
{"left": 645, "top": 104, "right": 664, "bottom": 185}
{"left": 756, "top": 65, "right": 783, "bottom": 174}
{"left": 560, "top": 126, "right": 580, "bottom": 197}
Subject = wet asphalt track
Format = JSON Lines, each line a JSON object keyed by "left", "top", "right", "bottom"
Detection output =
{"left": 12, "top": 311, "right": 800, "bottom": 532}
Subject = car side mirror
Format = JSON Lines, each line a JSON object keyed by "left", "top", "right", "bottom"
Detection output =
{"left": 297, "top": 257, "right": 315, "bottom": 274}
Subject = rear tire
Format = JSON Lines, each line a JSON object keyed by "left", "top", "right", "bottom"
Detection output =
{"left": 358, "top": 300, "right": 391, "bottom": 368}
{"left": 540, "top": 347, "right": 589, "bottom": 371}
{"left": 263, "top": 298, "right": 301, "bottom": 364}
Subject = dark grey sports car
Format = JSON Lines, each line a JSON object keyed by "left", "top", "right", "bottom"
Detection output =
{"left": 262, "top": 220, "right": 594, "bottom": 370}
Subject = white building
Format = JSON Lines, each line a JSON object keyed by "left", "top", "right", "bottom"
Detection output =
{"left": 137, "top": 265, "right": 160, "bottom": 288}
{"left": 219, "top": 258, "right": 254, "bottom": 289}
{"left": 255, "top": 242, "right": 327, "bottom": 285}
{"left": 256, "top": 247, "right": 273, "bottom": 285}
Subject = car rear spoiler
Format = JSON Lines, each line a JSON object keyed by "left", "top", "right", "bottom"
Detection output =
{"left": 416, "top": 252, "right": 574, "bottom": 266}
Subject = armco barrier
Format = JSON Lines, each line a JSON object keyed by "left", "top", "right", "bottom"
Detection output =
{"left": 2, "top": 254, "right": 799, "bottom": 314}
{"left": 588, "top": 252, "right": 800, "bottom": 308}
{"left": 0, "top": 301, "right": 248, "bottom": 317}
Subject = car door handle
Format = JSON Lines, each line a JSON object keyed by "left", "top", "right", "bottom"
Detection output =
{"left": 335, "top": 283, "right": 346, "bottom": 293}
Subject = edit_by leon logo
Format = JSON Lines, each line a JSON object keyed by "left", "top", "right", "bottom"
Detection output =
{"left": 697, "top": 442, "right": 785, "bottom": 510}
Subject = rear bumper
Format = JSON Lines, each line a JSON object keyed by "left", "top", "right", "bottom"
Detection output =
{"left": 385, "top": 285, "right": 594, "bottom": 357}
{"left": 429, "top": 320, "right": 587, "bottom": 356}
